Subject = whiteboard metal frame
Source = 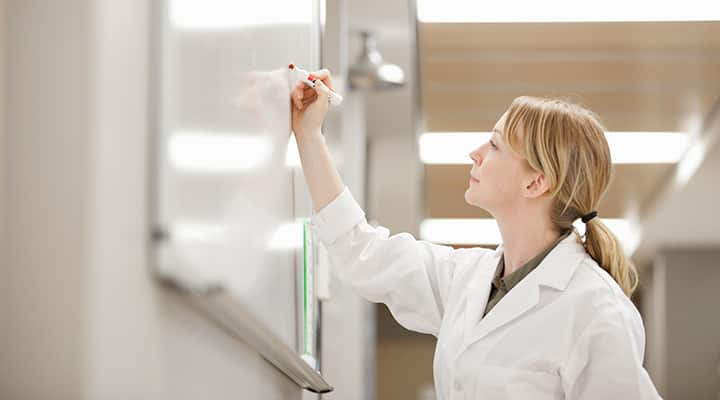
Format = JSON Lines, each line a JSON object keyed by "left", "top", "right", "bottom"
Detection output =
{"left": 165, "top": 282, "right": 334, "bottom": 393}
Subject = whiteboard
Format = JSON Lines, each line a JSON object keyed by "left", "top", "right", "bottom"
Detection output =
{"left": 152, "top": 0, "right": 321, "bottom": 355}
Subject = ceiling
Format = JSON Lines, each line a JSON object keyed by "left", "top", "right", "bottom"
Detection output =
{"left": 344, "top": 0, "right": 720, "bottom": 265}
{"left": 418, "top": 21, "right": 720, "bottom": 257}
{"left": 420, "top": 22, "right": 720, "bottom": 132}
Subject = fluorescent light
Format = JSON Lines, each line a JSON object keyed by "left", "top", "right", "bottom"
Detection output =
{"left": 170, "top": 0, "right": 313, "bottom": 30}
{"left": 419, "top": 131, "right": 688, "bottom": 164}
{"left": 418, "top": 0, "right": 720, "bottom": 23}
{"left": 419, "top": 132, "right": 490, "bottom": 164}
{"left": 571, "top": 218, "right": 642, "bottom": 256}
{"left": 605, "top": 132, "right": 688, "bottom": 164}
{"left": 421, "top": 217, "right": 640, "bottom": 255}
{"left": 169, "top": 132, "right": 271, "bottom": 172}
{"left": 674, "top": 134, "right": 708, "bottom": 186}
{"left": 420, "top": 218, "right": 502, "bottom": 245}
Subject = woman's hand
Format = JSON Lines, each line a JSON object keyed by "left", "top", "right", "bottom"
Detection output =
{"left": 290, "top": 69, "right": 335, "bottom": 141}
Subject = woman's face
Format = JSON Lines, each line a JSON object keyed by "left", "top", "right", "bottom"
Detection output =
{"left": 464, "top": 111, "right": 534, "bottom": 216}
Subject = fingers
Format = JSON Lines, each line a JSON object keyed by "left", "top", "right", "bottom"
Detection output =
{"left": 302, "top": 85, "right": 315, "bottom": 98}
{"left": 310, "top": 69, "right": 334, "bottom": 91}
{"left": 292, "top": 87, "right": 319, "bottom": 110}
{"left": 312, "top": 80, "right": 333, "bottom": 105}
{"left": 292, "top": 73, "right": 333, "bottom": 110}
{"left": 297, "top": 91, "right": 318, "bottom": 109}
{"left": 303, "top": 93, "right": 317, "bottom": 105}
{"left": 292, "top": 82, "right": 303, "bottom": 99}
{"left": 311, "top": 69, "right": 330, "bottom": 80}
{"left": 293, "top": 81, "right": 320, "bottom": 99}
{"left": 292, "top": 82, "right": 305, "bottom": 109}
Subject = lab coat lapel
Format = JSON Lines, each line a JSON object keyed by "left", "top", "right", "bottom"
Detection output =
{"left": 461, "top": 233, "right": 586, "bottom": 352}
{"left": 461, "top": 249, "right": 499, "bottom": 349}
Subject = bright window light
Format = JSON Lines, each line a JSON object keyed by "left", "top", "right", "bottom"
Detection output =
{"left": 417, "top": 0, "right": 720, "bottom": 23}
{"left": 172, "top": 221, "right": 227, "bottom": 243}
{"left": 169, "top": 132, "right": 271, "bottom": 172}
{"left": 286, "top": 134, "right": 302, "bottom": 168}
{"left": 419, "top": 131, "right": 688, "bottom": 164}
{"left": 170, "top": 220, "right": 304, "bottom": 250}
{"left": 170, "top": 0, "right": 313, "bottom": 30}
{"left": 421, "top": 217, "right": 640, "bottom": 255}
{"left": 268, "top": 221, "right": 304, "bottom": 250}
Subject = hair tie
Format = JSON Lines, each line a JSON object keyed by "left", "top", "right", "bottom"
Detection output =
{"left": 581, "top": 210, "right": 598, "bottom": 224}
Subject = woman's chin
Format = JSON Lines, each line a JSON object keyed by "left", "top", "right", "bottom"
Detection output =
{"left": 464, "top": 191, "right": 479, "bottom": 207}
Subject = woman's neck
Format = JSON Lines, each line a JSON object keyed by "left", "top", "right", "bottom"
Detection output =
{"left": 495, "top": 210, "right": 562, "bottom": 277}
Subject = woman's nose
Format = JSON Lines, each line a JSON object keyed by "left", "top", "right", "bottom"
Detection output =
{"left": 469, "top": 147, "right": 483, "bottom": 165}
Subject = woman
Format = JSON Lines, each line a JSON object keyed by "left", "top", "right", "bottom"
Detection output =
{"left": 290, "top": 70, "right": 661, "bottom": 399}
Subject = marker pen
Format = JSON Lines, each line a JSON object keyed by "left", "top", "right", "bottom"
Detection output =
{"left": 288, "top": 63, "right": 343, "bottom": 106}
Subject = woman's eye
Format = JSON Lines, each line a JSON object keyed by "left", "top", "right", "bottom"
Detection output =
{"left": 489, "top": 140, "right": 498, "bottom": 149}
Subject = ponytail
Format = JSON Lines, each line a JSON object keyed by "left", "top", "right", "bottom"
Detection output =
{"left": 501, "top": 95, "right": 641, "bottom": 298}
{"left": 583, "top": 218, "right": 639, "bottom": 297}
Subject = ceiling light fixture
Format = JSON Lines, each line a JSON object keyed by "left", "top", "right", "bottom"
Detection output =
{"left": 417, "top": 0, "right": 720, "bottom": 23}
{"left": 420, "top": 218, "right": 640, "bottom": 255}
{"left": 419, "top": 131, "right": 688, "bottom": 164}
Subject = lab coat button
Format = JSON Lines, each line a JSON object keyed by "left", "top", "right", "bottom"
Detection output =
{"left": 453, "top": 381, "right": 462, "bottom": 391}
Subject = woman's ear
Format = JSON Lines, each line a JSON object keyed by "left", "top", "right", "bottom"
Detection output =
{"left": 522, "top": 173, "right": 550, "bottom": 199}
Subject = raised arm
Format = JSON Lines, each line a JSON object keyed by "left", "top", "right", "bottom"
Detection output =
{"left": 290, "top": 69, "right": 478, "bottom": 335}
{"left": 308, "top": 185, "right": 472, "bottom": 336}
{"left": 290, "top": 69, "right": 344, "bottom": 213}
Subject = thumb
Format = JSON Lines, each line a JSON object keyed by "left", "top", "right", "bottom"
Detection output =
{"left": 313, "top": 79, "right": 331, "bottom": 103}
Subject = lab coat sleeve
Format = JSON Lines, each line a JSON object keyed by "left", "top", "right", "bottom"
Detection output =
{"left": 308, "top": 186, "right": 464, "bottom": 336}
{"left": 559, "top": 303, "right": 662, "bottom": 399}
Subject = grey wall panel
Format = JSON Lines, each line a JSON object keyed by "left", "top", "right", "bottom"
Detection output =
{"left": 0, "top": 0, "right": 6, "bottom": 374}
{"left": 644, "top": 248, "right": 720, "bottom": 400}
{"left": 663, "top": 249, "right": 720, "bottom": 400}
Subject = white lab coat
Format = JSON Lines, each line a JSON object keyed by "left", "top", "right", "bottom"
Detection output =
{"left": 309, "top": 186, "right": 662, "bottom": 400}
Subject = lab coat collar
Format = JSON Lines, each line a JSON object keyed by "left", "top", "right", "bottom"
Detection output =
{"left": 491, "top": 231, "right": 586, "bottom": 291}
{"left": 460, "top": 232, "right": 587, "bottom": 355}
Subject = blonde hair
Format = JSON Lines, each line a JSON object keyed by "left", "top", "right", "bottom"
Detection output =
{"left": 501, "top": 95, "right": 638, "bottom": 297}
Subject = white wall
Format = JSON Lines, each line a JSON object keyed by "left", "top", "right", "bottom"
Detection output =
{"left": 347, "top": 0, "right": 425, "bottom": 238}
{"left": 3, "top": 2, "right": 91, "bottom": 396}
{"left": 319, "top": 2, "right": 376, "bottom": 398}
{"left": 321, "top": 92, "right": 375, "bottom": 400}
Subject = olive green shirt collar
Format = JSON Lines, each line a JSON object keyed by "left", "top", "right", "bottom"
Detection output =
{"left": 484, "top": 229, "right": 573, "bottom": 317}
